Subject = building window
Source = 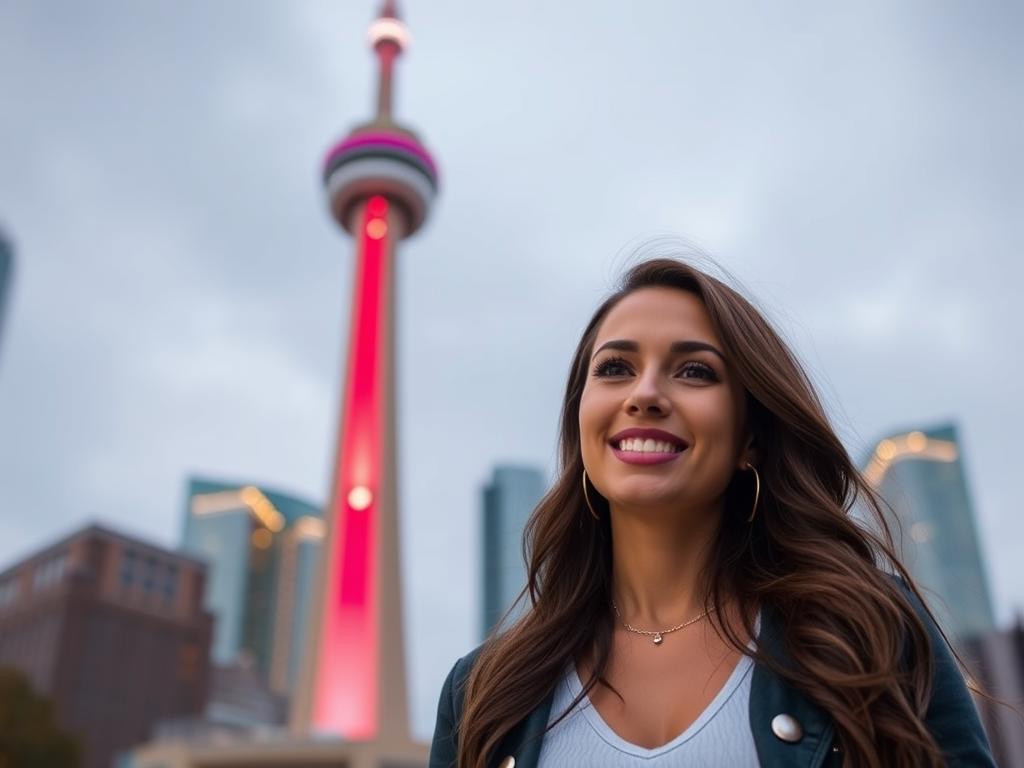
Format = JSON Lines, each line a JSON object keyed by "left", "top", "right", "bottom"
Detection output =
{"left": 143, "top": 555, "right": 157, "bottom": 592}
{"left": 31, "top": 552, "right": 67, "bottom": 593}
{"left": 120, "top": 549, "right": 137, "bottom": 587}
{"left": 163, "top": 564, "right": 178, "bottom": 601}
{"left": 0, "top": 580, "right": 16, "bottom": 608}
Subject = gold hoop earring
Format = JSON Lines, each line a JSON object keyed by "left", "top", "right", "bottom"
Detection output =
{"left": 745, "top": 462, "right": 761, "bottom": 523}
{"left": 582, "top": 468, "right": 599, "bottom": 520}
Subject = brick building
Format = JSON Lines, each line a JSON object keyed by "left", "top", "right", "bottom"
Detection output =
{"left": 0, "top": 523, "right": 213, "bottom": 768}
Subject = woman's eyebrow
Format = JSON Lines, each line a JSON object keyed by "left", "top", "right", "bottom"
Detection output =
{"left": 593, "top": 339, "right": 726, "bottom": 361}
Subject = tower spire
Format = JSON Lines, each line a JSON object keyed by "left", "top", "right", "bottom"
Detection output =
{"left": 369, "top": 0, "right": 409, "bottom": 124}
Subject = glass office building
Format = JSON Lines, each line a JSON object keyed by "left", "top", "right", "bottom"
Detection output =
{"left": 863, "top": 424, "right": 995, "bottom": 640}
{"left": 481, "top": 465, "right": 546, "bottom": 639}
{"left": 181, "top": 478, "right": 322, "bottom": 695}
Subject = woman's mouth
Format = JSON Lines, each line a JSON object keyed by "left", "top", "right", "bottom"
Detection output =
{"left": 607, "top": 430, "right": 688, "bottom": 466}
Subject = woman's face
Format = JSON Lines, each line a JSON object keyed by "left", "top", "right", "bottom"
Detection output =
{"left": 579, "top": 286, "right": 749, "bottom": 516}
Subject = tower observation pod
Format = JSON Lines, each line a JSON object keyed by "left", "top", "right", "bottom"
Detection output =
{"left": 292, "top": 0, "right": 438, "bottom": 748}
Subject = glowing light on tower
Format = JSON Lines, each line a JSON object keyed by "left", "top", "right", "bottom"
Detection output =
{"left": 294, "top": 0, "right": 438, "bottom": 743}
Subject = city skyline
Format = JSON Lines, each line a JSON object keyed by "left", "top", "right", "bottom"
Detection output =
{"left": 0, "top": 0, "right": 1021, "bottom": 740}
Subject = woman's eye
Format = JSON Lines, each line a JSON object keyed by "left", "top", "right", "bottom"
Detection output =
{"left": 592, "top": 357, "right": 632, "bottom": 377}
{"left": 677, "top": 361, "right": 718, "bottom": 381}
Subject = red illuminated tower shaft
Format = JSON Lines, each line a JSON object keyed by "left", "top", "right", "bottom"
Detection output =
{"left": 293, "top": 1, "right": 438, "bottom": 743}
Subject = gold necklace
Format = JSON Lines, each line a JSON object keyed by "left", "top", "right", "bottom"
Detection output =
{"left": 611, "top": 601, "right": 716, "bottom": 646}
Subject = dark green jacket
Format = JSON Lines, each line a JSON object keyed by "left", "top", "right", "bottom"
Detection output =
{"left": 429, "top": 584, "right": 994, "bottom": 767}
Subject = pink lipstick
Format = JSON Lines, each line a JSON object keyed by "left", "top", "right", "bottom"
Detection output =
{"left": 608, "top": 428, "right": 688, "bottom": 466}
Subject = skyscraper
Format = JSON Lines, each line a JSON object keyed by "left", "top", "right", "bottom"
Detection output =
{"left": 863, "top": 423, "right": 995, "bottom": 639}
{"left": 181, "top": 477, "right": 322, "bottom": 697}
{"left": 481, "top": 465, "right": 546, "bottom": 639}
{"left": 0, "top": 229, "right": 12, "bottom": 358}
{"left": 293, "top": 0, "right": 438, "bottom": 747}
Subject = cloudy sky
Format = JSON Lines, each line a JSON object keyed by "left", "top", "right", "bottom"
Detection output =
{"left": 0, "top": 0, "right": 1021, "bottom": 739}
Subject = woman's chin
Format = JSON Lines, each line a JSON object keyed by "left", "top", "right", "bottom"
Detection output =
{"left": 608, "top": 488, "right": 686, "bottom": 513}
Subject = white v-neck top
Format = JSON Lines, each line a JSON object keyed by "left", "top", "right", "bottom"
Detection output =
{"left": 536, "top": 651, "right": 759, "bottom": 766}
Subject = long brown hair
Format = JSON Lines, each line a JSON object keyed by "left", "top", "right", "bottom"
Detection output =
{"left": 459, "top": 257, "right": 948, "bottom": 767}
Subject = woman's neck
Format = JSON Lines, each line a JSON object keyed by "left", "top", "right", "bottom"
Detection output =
{"left": 608, "top": 502, "right": 721, "bottom": 628}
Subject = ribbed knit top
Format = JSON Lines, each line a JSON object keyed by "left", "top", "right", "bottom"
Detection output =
{"left": 536, "top": 650, "right": 759, "bottom": 766}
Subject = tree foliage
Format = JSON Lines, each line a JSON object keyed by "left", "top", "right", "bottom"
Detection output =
{"left": 0, "top": 666, "right": 80, "bottom": 768}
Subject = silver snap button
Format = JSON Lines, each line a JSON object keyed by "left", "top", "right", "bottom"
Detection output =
{"left": 498, "top": 758, "right": 516, "bottom": 768}
{"left": 771, "top": 713, "right": 803, "bottom": 743}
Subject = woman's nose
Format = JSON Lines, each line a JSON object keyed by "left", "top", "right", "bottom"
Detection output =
{"left": 625, "top": 375, "right": 670, "bottom": 416}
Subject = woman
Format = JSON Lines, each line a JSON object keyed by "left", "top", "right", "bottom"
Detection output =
{"left": 429, "top": 257, "right": 994, "bottom": 768}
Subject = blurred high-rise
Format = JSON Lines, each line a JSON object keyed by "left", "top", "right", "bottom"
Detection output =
{"left": 181, "top": 477, "right": 322, "bottom": 698}
{"left": 863, "top": 423, "right": 995, "bottom": 640}
{"left": 963, "top": 619, "right": 1024, "bottom": 767}
{"left": 0, "top": 228, "right": 12, "bottom": 357}
{"left": 0, "top": 523, "right": 212, "bottom": 768}
{"left": 481, "top": 464, "right": 545, "bottom": 639}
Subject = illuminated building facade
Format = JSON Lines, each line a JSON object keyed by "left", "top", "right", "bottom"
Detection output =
{"left": 481, "top": 465, "right": 545, "bottom": 639}
{"left": 182, "top": 477, "right": 323, "bottom": 696}
{"left": 863, "top": 423, "right": 995, "bottom": 640}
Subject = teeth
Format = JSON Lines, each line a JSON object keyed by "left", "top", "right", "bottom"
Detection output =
{"left": 616, "top": 438, "right": 681, "bottom": 453}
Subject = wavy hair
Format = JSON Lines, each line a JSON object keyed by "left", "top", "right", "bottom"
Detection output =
{"left": 459, "top": 257, "right": 949, "bottom": 767}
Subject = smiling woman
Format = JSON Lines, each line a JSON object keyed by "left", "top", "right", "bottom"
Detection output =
{"left": 428, "top": 257, "right": 995, "bottom": 768}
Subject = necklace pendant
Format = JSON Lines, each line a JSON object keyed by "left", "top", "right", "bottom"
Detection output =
{"left": 652, "top": 633, "right": 663, "bottom": 645}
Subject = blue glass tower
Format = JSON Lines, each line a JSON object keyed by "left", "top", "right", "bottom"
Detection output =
{"left": 181, "top": 477, "right": 322, "bottom": 695}
{"left": 481, "top": 465, "right": 546, "bottom": 639}
{"left": 863, "top": 424, "right": 995, "bottom": 640}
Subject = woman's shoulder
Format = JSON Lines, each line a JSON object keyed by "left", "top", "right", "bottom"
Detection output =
{"left": 450, "top": 641, "right": 487, "bottom": 682}
{"left": 430, "top": 644, "right": 484, "bottom": 768}
{"left": 880, "top": 571, "right": 957, "bottom": 661}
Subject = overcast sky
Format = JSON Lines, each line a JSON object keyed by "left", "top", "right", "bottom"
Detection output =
{"left": 0, "top": 0, "right": 1021, "bottom": 740}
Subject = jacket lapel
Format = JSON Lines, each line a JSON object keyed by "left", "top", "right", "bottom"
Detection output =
{"left": 750, "top": 607, "right": 835, "bottom": 767}
{"left": 490, "top": 690, "right": 555, "bottom": 768}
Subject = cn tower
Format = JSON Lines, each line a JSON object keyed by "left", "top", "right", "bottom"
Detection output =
{"left": 293, "top": 0, "right": 438, "bottom": 747}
